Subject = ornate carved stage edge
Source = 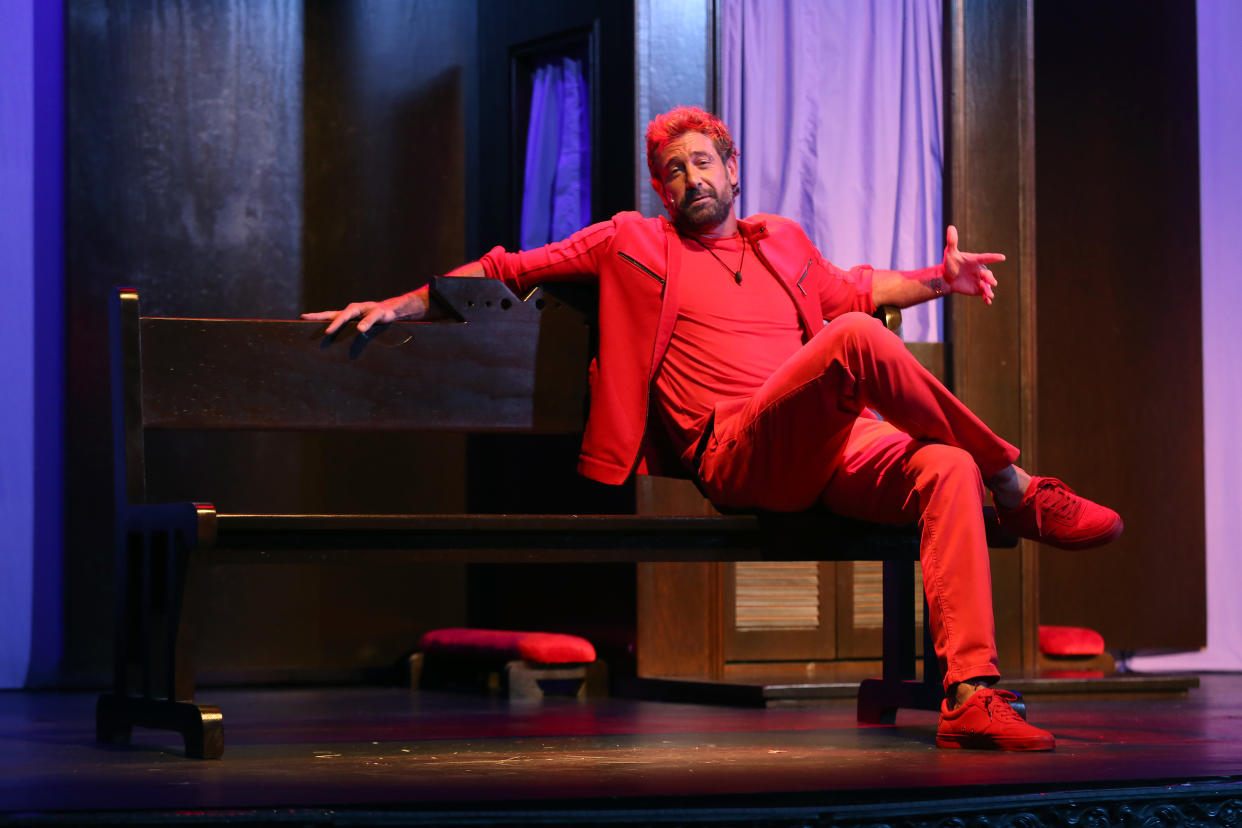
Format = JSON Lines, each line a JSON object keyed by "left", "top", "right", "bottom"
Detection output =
{"left": 62, "top": 781, "right": 1242, "bottom": 826}
{"left": 820, "top": 781, "right": 1242, "bottom": 828}
{"left": 383, "top": 783, "right": 1242, "bottom": 827}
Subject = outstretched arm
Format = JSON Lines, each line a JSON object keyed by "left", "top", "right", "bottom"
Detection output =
{"left": 870, "top": 225, "right": 1004, "bottom": 308}
{"left": 301, "top": 261, "right": 486, "bottom": 334}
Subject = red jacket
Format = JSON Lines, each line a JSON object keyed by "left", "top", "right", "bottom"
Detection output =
{"left": 479, "top": 211, "right": 876, "bottom": 485}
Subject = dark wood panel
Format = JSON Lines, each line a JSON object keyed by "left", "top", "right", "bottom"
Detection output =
{"left": 636, "top": 562, "right": 723, "bottom": 678}
{"left": 64, "top": 0, "right": 311, "bottom": 686}
{"left": 474, "top": 0, "right": 634, "bottom": 252}
{"left": 465, "top": 0, "right": 636, "bottom": 518}
{"left": 1033, "top": 1, "right": 1204, "bottom": 651}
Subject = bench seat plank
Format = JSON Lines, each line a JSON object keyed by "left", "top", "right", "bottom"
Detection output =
{"left": 204, "top": 511, "right": 922, "bottom": 563}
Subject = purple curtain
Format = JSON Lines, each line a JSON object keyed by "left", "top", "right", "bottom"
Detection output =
{"left": 1128, "top": 0, "right": 1242, "bottom": 672}
{"left": 520, "top": 56, "right": 590, "bottom": 249}
{"left": 0, "top": 0, "right": 36, "bottom": 689}
{"left": 721, "top": 0, "right": 943, "bottom": 341}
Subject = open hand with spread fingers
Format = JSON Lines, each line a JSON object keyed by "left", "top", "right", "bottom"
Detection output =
{"left": 942, "top": 225, "right": 1005, "bottom": 305}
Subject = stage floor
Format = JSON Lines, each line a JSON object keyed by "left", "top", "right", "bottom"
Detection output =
{"left": 3, "top": 673, "right": 1241, "bottom": 825}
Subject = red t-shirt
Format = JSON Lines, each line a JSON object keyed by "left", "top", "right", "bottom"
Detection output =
{"left": 652, "top": 232, "right": 805, "bottom": 463}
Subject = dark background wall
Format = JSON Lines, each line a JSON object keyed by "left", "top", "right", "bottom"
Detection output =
{"left": 64, "top": 0, "right": 479, "bottom": 686}
{"left": 1034, "top": 0, "right": 1205, "bottom": 651}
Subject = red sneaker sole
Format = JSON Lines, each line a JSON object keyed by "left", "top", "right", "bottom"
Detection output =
{"left": 1042, "top": 516, "right": 1124, "bottom": 550}
{"left": 936, "top": 734, "right": 1056, "bottom": 751}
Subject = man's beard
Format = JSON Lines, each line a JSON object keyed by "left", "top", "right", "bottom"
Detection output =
{"left": 673, "top": 185, "right": 733, "bottom": 233}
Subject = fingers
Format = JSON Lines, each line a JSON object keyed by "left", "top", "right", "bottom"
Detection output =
{"left": 325, "top": 305, "right": 363, "bottom": 335}
{"left": 300, "top": 302, "right": 377, "bottom": 335}
{"left": 947, "top": 225, "right": 1007, "bottom": 266}
{"left": 975, "top": 260, "right": 997, "bottom": 306}
{"left": 355, "top": 305, "right": 387, "bottom": 334}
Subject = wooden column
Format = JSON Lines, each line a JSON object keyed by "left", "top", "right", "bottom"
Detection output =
{"left": 945, "top": 0, "right": 1039, "bottom": 677}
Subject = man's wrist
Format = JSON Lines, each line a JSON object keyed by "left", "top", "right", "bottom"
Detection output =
{"left": 395, "top": 287, "right": 431, "bottom": 320}
{"left": 918, "top": 264, "right": 948, "bottom": 297}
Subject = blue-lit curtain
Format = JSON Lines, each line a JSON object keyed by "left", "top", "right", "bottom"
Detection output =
{"left": 721, "top": 0, "right": 943, "bottom": 341}
{"left": 520, "top": 56, "right": 590, "bottom": 249}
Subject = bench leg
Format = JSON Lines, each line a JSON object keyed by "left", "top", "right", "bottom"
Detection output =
{"left": 97, "top": 694, "right": 224, "bottom": 760}
{"left": 504, "top": 661, "right": 592, "bottom": 700}
{"left": 857, "top": 559, "right": 944, "bottom": 724}
{"left": 102, "top": 510, "right": 219, "bottom": 758}
{"left": 504, "top": 661, "right": 545, "bottom": 700}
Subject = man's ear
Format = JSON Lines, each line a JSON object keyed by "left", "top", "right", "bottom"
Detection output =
{"left": 726, "top": 154, "right": 739, "bottom": 188}
{"left": 651, "top": 177, "right": 673, "bottom": 207}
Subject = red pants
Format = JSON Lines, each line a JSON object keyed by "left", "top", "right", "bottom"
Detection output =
{"left": 695, "top": 312, "right": 1021, "bottom": 690}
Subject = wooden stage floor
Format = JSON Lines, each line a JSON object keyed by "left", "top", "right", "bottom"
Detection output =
{"left": 3, "top": 674, "right": 1241, "bottom": 826}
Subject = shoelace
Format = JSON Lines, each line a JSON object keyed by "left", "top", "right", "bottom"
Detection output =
{"left": 980, "top": 691, "right": 1026, "bottom": 724}
{"left": 1033, "top": 478, "right": 1083, "bottom": 523}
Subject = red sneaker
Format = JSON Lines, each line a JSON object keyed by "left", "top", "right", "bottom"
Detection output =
{"left": 937, "top": 688, "right": 1055, "bottom": 751}
{"left": 996, "top": 476, "right": 1123, "bottom": 550}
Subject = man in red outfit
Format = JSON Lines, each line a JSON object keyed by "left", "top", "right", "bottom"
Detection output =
{"left": 306, "top": 106, "right": 1123, "bottom": 751}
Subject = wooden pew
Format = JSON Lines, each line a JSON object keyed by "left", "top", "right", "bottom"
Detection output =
{"left": 100, "top": 279, "right": 1010, "bottom": 759}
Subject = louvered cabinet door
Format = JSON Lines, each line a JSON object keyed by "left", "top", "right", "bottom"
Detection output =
{"left": 722, "top": 561, "right": 926, "bottom": 662}
{"left": 722, "top": 562, "right": 838, "bottom": 661}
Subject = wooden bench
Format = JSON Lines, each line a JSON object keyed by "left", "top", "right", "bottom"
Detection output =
{"left": 101, "top": 279, "right": 1013, "bottom": 759}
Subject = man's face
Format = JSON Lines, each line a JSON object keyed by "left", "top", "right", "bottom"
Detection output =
{"left": 653, "top": 131, "right": 739, "bottom": 233}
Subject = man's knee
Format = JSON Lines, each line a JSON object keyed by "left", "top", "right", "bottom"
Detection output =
{"left": 816, "top": 311, "right": 901, "bottom": 359}
{"left": 827, "top": 310, "right": 889, "bottom": 338}
{"left": 910, "top": 443, "right": 986, "bottom": 501}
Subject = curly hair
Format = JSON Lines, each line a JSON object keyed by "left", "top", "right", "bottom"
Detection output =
{"left": 645, "top": 105, "right": 738, "bottom": 183}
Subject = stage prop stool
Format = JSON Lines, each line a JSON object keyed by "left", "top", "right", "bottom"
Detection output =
{"left": 411, "top": 628, "right": 601, "bottom": 700}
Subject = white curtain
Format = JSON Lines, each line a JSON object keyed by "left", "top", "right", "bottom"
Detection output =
{"left": 721, "top": 0, "right": 943, "bottom": 341}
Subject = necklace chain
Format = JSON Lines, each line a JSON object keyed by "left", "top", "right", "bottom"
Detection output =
{"left": 686, "top": 234, "right": 746, "bottom": 284}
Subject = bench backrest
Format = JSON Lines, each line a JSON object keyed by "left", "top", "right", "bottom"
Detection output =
{"left": 109, "top": 279, "right": 592, "bottom": 507}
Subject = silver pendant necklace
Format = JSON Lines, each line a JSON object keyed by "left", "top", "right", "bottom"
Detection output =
{"left": 686, "top": 234, "right": 745, "bottom": 284}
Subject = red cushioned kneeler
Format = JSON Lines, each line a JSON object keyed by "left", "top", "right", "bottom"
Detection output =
{"left": 411, "top": 628, "right": 601, "bottom": 700}
{"left": 1037, "top": 625, "right": 1113, "bottom": 678}
{"left": 419, "top": 628, "right": 597, "bottom": 664}
{"left": 1039, "top": 625, "right": 1105, "bottom": 656}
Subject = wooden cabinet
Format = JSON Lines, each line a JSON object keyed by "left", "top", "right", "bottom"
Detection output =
{"left": 634, "top": 480, "right": 927, "bottom": 682}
